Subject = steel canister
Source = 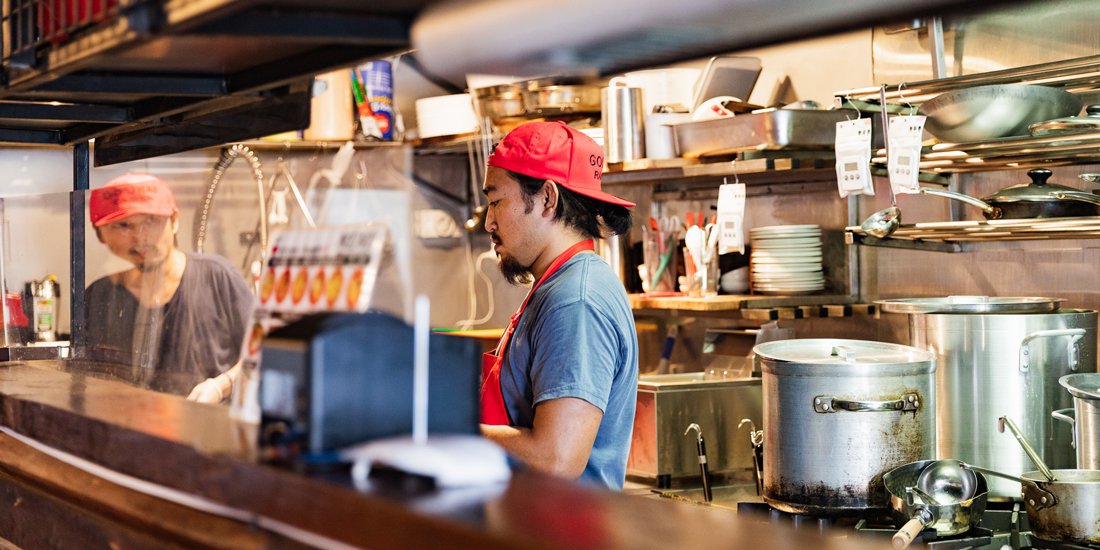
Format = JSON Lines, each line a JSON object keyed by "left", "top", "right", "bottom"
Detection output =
{"left": 878, "top": 296, "right": 1097, "bottom": 500}
{"left": 601, "top": 78, "right": 645, "bottom": 163}
{"left": 754, "top": 339, "right": 936, "bottom": 516}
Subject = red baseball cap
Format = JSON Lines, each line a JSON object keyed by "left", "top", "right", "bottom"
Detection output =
{"left": 488, "top": 121, "right": 635, "bottom": 207}
{"left": 89, "top": 173, "right": 177, "bottom": 227}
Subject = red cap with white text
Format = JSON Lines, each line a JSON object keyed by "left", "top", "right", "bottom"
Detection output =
{"left": 488, "top": 121, "right": 635, "bottom": 207}
{"left": 89, "top": 173, "right": 177, "bottom": 227}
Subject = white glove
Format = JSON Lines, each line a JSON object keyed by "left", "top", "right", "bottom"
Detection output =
{"left": 187, "top": 374, "right": 231, "bottom": 404}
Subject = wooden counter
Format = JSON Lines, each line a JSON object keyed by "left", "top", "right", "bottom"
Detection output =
{"left": 0, "top": 360, "right": 877, "bottom": 549}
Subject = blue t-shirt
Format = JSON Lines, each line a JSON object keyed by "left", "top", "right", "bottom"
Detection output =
{"left": 501, "top": 252, "right": 639, "bottom": 490}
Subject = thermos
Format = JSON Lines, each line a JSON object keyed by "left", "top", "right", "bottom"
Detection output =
{"left": 601, "top": 78, "right": 645, "bottom": 163}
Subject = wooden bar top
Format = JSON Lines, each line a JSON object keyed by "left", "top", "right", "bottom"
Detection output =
{"left": 0, "top": 360, "right": 879, "bottom": 549}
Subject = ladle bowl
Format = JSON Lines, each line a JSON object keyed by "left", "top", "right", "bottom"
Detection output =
{"left": 860, "top": 206, "right": 901, "bottom": 238}
{"left": 916, "top": 460, "right": 980, "bottom": 504}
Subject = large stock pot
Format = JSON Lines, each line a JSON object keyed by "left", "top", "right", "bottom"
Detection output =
{"left": 1053, "top": 373, "right": 1100, "bottom": 469}
{"left": 878, "top": 296, "right": 1097, "bottom": 500}
{"left": 754, "top": 339, "right": 936, "bottom": 516}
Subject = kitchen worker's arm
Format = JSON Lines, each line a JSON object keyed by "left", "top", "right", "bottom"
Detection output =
{"left": 481, "top": 397, "right": 603, "bottom": 478}
{"left": 187, "top": 361, "right": 242, "bottom": 404}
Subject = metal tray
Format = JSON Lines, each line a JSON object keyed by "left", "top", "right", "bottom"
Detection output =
{"left": 673, "top": 109, "right": 852, "bottom": 158}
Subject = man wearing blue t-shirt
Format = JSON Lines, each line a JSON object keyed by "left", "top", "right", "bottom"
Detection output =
{"left": 479, "top": 121, "right": 639, "bottom": 490}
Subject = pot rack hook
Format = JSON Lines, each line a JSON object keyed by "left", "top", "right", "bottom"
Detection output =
{"left": 843, "top": 94, "right": 860, "bottom": 120}
{"left": 897, "top": 82, "right": 914, "bottom": 113}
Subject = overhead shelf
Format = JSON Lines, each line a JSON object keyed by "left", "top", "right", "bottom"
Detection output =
{"left": 629, "top": 293, "right": 855, "bottom": 315}
{"left": 602, "top": 156, "right": 837, "bottom": 187}
{"left": 0, "top": 0, "right": 438, "bottom": 165}
{"left": 871, "top": 132, "right": 1100, "bottom": 174}
{"left": 845, "top": 216, "right": 1100, "bottom": 253}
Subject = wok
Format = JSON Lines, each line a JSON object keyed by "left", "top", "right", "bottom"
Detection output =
{"left": 919, "top": 84, "right": 1082, "bottom": 143}
{"left": 918, "top": 168, "right": 1100, "bottom": 220}
{"left": 884, "top": 460, "right": 988, "bottom": 549}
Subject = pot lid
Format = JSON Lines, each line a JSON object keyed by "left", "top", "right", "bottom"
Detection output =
{"left": 754, "top": 338, "right": 933, "bottom": 365}
{"left": 981, "top": 167, "right": 1091, "bottom": 204}
{"left": 1029, "top": 104, "right": 1100, "bottom": 137}
{"left": 877, "top": 296, "right": 1063, "bottom": 314}
{"left": 1060, "top": 373, "right": 1100, "bottom": 400}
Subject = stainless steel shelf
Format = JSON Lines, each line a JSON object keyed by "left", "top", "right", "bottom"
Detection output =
{"left": 872, "top": 132, "right": 1100, "bottom": 173}
{"left": 602, "top": 156, "right": 837, "bottom": 186}
{"left": 845, "top": 216, "right": 1100, "bottom": 253}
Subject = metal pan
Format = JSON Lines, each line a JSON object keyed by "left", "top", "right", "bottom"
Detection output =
{"left": 919, "top": 84, "right": 1082, "bottom": 143}
{"left": 884, "top": 460, "right": 988, "bottom": 549}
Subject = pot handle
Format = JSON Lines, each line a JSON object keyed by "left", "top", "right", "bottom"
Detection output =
{"left": 1019, "top": 329, "right": 1085, "bottom": 373}
{"left": 813, "top": 393, "right": 921, "bottom": 413}
{"left": 960, "top": 462, "right": 1059, "bottom": 510}
{"left": 1051, "top": 408, "right": 1077, "bottom": 449}
{"left": 1049, "top": 190, "right": 1100, "bottom": 206}
{"left": 919, "top": 187, "right": 999, "bottom": 215}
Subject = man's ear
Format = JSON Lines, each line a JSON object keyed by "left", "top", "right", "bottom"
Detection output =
{"left": 541, "top": 180, "right": 559, "bottom": 217}
{"left": 94, "top": 227, "right": 104, "bottom": 243}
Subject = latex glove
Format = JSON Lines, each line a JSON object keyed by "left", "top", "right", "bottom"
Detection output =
{"left": 188, "top": 375, "right": 230, "bottom": 404}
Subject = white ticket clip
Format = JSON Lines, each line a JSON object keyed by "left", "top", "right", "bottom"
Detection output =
{"left": 834, "top": 118, "right": 874, "bottom": 198}
{"left": 716, "top": 182, "right": 746, "bottom": 255}
{"left": 887, "top": 115, "right": 926, "bottom": 195}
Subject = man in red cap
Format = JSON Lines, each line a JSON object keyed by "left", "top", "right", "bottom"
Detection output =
{"left": 479, "top": 121, "right": 638, "bottom": 490}
{"left": 85, "top": 173, "right": 254, "bottom": 403}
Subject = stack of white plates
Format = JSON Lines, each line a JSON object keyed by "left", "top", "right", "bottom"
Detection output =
{"left": 749, "top": 225, "right": 825, "bottom": 295}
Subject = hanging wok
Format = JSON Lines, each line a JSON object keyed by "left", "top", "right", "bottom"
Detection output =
{"left": 918, "top": 168, "right": 1100, "bottom": 220}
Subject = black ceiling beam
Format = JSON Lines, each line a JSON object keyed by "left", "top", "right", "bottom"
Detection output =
{"left": 0, "top": 101, "right": 131, "bottom": 123}
{"left": 58, "top": 94, "right": 267, "bottom": 144}
{"left": 188, "top": 9, "right": 410, "bottom": 45}
{"left": 93, "top": 86, "right": 311, "bottom": 166}
{"left": 0, "top": 128, "right": 62, "bottom": 144}
{"left": 34, "top": 73, "right": 229, "bottom": 97}
{"left": 228, "top": 44, "right": 401, "bottom": 94}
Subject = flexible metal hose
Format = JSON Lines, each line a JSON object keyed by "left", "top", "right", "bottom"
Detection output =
{"left": 194, "top": 144, "right": 267, "bottom": 263}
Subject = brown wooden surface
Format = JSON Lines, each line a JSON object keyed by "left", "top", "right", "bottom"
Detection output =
{"left": 629, "top": 293, "right": 854, "bottom": 312}
{"left": 0, "top": 360, "right": 883, "bottom": 549}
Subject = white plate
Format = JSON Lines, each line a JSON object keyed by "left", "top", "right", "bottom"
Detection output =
{"left": 750, "top": 224, "right": 821, "bottom": 235}
{"left": 756, "top": 281, "right": 827, "bottom": 290}
{"left": 752, "top": 276, "right": 824, "bottom": 284}
{"left": 752, "top": 264, "right": 823, "bottom": 274}
{"left": 752, "top": 248, "right": 825, "bottom": 258}
{"left": 751, "top": 256, "right": 823, "bottom": 264}
{"left": 751, "top": 240, "right": 823, "bottom": 249}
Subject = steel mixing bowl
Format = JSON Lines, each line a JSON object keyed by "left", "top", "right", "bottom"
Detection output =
{"left": 918, "top": 84, "right": 1081, "bottom": 143}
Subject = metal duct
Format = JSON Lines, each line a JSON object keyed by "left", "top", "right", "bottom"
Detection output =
{"left": 412, "top": 0, "right": 1010, "bottom": 80}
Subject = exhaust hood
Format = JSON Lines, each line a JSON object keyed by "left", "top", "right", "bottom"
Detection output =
{"left": 412, "top": 0, "right": 998, "bottom": 80}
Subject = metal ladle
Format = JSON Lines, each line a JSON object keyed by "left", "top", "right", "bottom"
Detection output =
{"left": 915, "top": 460, "right": 979, "bottom": 504}
{"left": 859, "top": 85, "right": 902, "bottom": 239}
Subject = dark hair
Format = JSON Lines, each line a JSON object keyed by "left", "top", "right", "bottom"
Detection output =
{"left": 507, "top": 170, "right": 632, "bottom": 239}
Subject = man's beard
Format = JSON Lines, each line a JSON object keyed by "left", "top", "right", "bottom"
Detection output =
{"left": 498, "top": 255, "right": 533, "bottom": 285}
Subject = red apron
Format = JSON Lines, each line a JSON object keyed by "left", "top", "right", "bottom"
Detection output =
{"left": 480, "top": 240, "right": 595, "bottom": 425}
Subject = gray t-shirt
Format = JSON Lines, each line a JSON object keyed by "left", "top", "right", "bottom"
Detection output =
{"left": 501, "top": 252, "right": 639, "bottom": 490}
{"left": 85, "top": 253, "right": 255, "bottom": 395}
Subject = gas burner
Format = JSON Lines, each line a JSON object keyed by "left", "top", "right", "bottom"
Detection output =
{"left": 735, "top": 501, "right": 1046, "bottom": 550}
{"left": 1029, "top": 539, "right": 1100, "bottom": 550}
{"left": 854, "top": 519, "right": 995, "bottom": 550}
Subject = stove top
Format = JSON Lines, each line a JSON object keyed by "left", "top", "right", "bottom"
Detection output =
{"left": 734, "top": 501, "right": 1099, "bottom": 550}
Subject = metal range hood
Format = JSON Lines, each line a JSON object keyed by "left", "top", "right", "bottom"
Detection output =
{"left": 0, "top": 0, "right": 442, "bottom": 165}
{"left": 412, "top": 0, "right": 1002, "bottom": 80}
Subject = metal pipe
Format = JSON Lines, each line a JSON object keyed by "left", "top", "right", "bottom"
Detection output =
{"left": 929, "top": 17, "right": 948, "bottom": 80}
